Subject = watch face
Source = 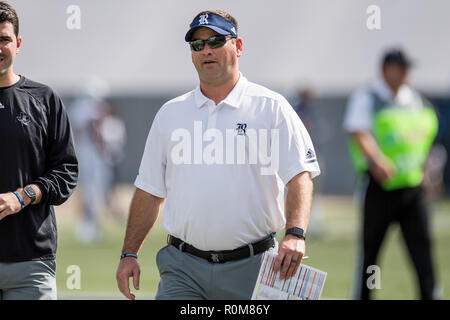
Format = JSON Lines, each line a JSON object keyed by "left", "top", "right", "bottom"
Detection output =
{"left": 24, "top": 186, "right": 36, "bottom": 200}
{"left": 286, "top": 227, "right": 305, "bottom": 239}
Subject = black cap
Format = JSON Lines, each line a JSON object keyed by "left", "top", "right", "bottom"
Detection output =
{"left": 382, "top": 48, "right": 413, "bottom": 68}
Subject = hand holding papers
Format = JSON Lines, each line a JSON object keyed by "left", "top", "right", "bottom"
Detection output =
{"left": 252, "top": 251, "right": 327, "bottom": 300}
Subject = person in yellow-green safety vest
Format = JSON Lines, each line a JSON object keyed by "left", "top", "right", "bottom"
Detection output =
{"left": 343, "top": 48, "right": 439, "bottom": 300}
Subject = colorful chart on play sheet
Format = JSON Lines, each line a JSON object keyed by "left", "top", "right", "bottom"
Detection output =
{"left": 252, "top": 252, "right": 327, "bottom": 300}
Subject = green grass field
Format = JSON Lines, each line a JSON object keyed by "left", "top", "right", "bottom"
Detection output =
{"left": 54, "top": 190, "right": 450, "bottom": 300}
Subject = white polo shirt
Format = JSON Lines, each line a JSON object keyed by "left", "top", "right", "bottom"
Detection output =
{"left": 135, "top": 73, "right": 320, "bottom": 251}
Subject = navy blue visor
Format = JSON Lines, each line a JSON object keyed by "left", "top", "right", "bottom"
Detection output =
{"left": 185, "top": 13, "right": 238, "bottom": 42}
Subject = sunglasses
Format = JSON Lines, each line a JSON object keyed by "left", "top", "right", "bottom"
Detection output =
{"left": 189, "top": 35, "right": 236, "bottom": 52}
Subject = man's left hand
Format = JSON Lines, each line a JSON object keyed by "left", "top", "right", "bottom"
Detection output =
{"left": 0, "top": 192, "right": 23, "bottom": 221}
{"left": 273, "top": 234, "right": 305, "bottom": 280}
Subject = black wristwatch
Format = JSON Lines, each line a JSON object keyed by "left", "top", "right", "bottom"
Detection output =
{"left": 285, "top": 227, "right": 306, "bottom": 240}
{"left": 24, "top": 185, "right": 37, "bottom": 204}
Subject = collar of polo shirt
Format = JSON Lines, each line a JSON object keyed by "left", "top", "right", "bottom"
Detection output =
{"left": 194, "top": 73, "right": 248, "bottom": 109}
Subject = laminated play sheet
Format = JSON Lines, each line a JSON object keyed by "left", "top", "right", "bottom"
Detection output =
{"left": 252, "top": 251, "right": 327, "bottom": 300}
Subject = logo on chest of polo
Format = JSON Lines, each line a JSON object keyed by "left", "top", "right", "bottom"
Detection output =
{"left": 236, "top": 123, "right": 247, "bottom": 136}
{"left": 170, "top": 121, "right": 279, "bottom": 175}
{"left": 16, "top": 112, "right": 31, "bottom": 125}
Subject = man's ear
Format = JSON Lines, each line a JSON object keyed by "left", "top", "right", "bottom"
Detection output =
{"left": 16, "top": 36, "right": 22, "bottom": 53}
{"left": 235, "top": 38, "right": 243, "bottom": 57}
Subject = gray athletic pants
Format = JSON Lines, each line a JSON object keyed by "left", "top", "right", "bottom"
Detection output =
{"left": 155, "top": 241, "right": 278, "bottom": 300}
{"left": 0, "top": 260, "right": 57, "bottom": 300}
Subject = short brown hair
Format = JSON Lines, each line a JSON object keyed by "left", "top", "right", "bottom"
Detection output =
{"left": 0, "top": 1, "right": 19, "bottom": 38}
{"left": 193, "top": 10, "right": 238, "bottom": 31}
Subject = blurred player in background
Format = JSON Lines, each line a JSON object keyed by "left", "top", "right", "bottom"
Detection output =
{"left": 292, "top": 87, "right": 325, "bottom": 239}
{"left": 344, "top": 48, "right": 439, "bottom": 300}
{"left": 0, "top": 1, "right": 78, "bottom": 300}
{"left": 423, "top": 140, "right": 448, "bottom": 201}
{"left": 69, "top": 77, "right": 126, "bottom": 243}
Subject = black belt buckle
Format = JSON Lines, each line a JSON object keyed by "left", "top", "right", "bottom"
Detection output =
{"left": 209, "top": 252, "right": 224, "bottom": 263}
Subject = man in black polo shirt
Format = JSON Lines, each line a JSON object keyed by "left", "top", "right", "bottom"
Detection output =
{"left": 0, "top": 2, "right": 78, "bottom": 300}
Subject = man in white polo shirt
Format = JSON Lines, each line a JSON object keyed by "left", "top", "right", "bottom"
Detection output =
{"left": 116, "top": 10, "right": 320, "bottom": 300}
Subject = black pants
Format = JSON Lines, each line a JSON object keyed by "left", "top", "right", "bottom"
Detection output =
{"left": 357, "top": 178, "right": 436, "bottom": 300}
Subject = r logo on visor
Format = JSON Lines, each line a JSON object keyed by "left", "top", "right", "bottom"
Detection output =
{"left": 199, "top": 14, "right": 208, "bottom": 25}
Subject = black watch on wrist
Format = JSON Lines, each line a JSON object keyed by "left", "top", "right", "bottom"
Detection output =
{"left": 24, "top": 186, "right": 37, "bottom": 204}
{"left": 285, "top": 227, "right": 306, "bottom": 240}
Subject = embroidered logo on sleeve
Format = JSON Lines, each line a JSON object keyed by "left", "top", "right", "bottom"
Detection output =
{"left": 305, "top": 148, "right": 317, "bottom": 163}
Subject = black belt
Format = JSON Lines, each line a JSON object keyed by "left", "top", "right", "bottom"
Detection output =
{"left": 168, "top": 233, "right": 276, "bottom": 263}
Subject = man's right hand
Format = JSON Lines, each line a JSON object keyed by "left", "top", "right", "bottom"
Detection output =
{"left": 350, "top": 131, "right": 397, "bottom": 185}
{"left": 116, "top": 257, "right": 141, "bottom": 300}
